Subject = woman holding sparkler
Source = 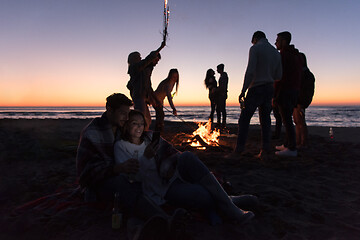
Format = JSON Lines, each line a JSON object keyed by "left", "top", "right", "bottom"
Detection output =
{"left": 152, "top": 68, "right": 179, "bottom": 132}
{"left": 127, "top": 41, "right": 165, "bottom": 130}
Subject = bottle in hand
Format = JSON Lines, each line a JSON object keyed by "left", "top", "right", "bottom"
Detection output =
{"left": 112, "top": 192, "right": 122, "bottom": 229}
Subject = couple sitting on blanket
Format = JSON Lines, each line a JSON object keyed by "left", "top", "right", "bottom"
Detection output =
{"left": 76, "top": 93, "right": 256, "bottom": 240}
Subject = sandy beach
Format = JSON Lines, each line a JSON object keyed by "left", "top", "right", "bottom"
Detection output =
{"left": 1, "top": 119, "right": 360, "bottom": 240}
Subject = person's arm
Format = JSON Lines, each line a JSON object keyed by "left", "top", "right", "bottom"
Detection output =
{"left": 241, "top": 46, "right": 257, "bottom": 98}
{"left": 166, "top": 85, "right": 177, "bottom": 115}
{"left": 156, "top": 40, "right": 166, "bottom": 53}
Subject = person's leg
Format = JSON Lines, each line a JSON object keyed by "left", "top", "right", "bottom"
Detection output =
{"left": 154, "top": 105, "right": 165, "bottom": 132}
{"left": 294, "top": 105, "right": 308, "bottom": 147}
{"left": 258, "top": 85, "right": 274, "bottom": 152}
{"left": 165, "top": 179, "right": 222, "bottom": 225}
{"left": 278, "top": 90, "right": 298, "bottom": 151}
{"left": 302, "top": 109, "right": 309, "bottom": 147}
{"left": 176, "top": 151, "right": 210, "bottom": 182}
{"left": 95, "top": 175, "right": 168, "bottom": 221}
{"left": 222, "top": 98, "right": 227, "bottom": 127}
{"left": 175, "top": 152, "right": 254, "bottom": 223}
{"left": 293, "top": 105, "right": 302, "bottom": 146}
{"left": 216, "top": 98, "right": 223, "bottom": 126}
{"left": 235, "top": 88, "right": 259, "bottom": 153}
{"left": 272, "top": 105, "right": 282, "bottom": 139}
{"left": 209, "top": 99, "right": 216, "bottom": 122}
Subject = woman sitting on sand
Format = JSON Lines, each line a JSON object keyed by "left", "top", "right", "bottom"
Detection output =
{"left": 152, "top": 68, "right": 179, "bottom": 132}
{"left": 114, "top": 110, "right": 255, "bottom": 225}
{"left": 204, "top": 69, "right": 219, "bottom": 123}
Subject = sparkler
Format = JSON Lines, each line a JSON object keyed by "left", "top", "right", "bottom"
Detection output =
{"left": 163, "top": 0, "right": 170, "bottom": 44}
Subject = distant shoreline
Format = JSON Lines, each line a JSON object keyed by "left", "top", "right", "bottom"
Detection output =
{"left": 1, "top": 118, "right": 359, "bottom": 144}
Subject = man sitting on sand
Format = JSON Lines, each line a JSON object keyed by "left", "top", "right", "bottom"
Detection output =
{"left": 76, "top": 93, "right": 190, "bottom": 239}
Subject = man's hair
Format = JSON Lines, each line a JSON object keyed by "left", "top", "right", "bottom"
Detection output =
{"left": 277, "top": 31, "right": 292, "bottom": 44}
{"left": 251, "top": 31, "right": 266, "bottom": 43}
{"left": 217, "top": 63, "right": 224, "bottom": 71}
{"left": 106, "top": 93, "right": 133, "bottom": 110}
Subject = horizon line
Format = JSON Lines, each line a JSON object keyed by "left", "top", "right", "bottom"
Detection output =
{"left": 1, "top": 103, "right": 360, "bottom": 108}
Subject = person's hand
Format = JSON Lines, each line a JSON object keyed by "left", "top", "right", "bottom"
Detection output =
{"left": 238, "top": 92, "right": 245, "bottom": 103}
{"left": 173, "top": 109, "right": 177, "bottom": 116}
{"left": 114, "top": 158, "right": 139, "bottom": 174}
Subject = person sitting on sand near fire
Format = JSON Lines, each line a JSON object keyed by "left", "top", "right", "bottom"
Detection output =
{"left": 76, "top": 93, "right": 190, "bottom": 240}
{"left": 114, "top": 109, "right": 256, "bottom": 227}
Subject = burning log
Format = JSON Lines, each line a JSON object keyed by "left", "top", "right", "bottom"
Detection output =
{"left": 193, "top": 134, "right": 209, "bottom": 147}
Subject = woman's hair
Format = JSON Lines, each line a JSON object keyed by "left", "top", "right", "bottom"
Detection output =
{"left": 167, "top": 68, "right": 179, "bottom": 95}
{"left": 128, "top": 52, "right": 140, "bottom": 65}
{"left": 204, "top": 68, "right": 215, "bottom": 89}
{"left": 122, "top": 110, "right": 147, "bottom": 142}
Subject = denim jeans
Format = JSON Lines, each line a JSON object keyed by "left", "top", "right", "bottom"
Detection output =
{"left": 277, "top": 89, "right": 298, "bottom": 150}
{"left": 165, "top": 152, "right": 216, "bottom": 211}
{"left": 235, "top": 84, "right": 274, "bottom": 153}
{"left": 272, "top": 104, "right": 282, "bottom": 138}
{"left": 217, "top": 97, "right": 227, "bottom": 125}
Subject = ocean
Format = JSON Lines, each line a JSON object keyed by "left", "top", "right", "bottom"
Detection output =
{"left": 0, "top": 106, "right": 359, "bottom": 127}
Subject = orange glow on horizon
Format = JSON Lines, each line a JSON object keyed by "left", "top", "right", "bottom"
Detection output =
{"left": 2, "top": 99, "right": 360, "bottom": 107}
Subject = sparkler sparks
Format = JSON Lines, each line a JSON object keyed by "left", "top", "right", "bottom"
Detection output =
{"left": 163, "top": 0, "right": 170, "bottom": 43}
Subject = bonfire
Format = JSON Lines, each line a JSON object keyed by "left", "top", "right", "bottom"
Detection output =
{"left": 188, "top": 120, "right": 220, "bottom": 149}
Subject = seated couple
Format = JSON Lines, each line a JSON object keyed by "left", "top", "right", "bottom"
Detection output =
{"left": 76, "top": 93, "right": 256, "bottom": 239}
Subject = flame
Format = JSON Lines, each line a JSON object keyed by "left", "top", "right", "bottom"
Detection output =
{"left": 190, "top": 120, "right": 220, "bottom": 148}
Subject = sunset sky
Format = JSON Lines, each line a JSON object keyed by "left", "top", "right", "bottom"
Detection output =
{"left": 1, "top": 0, "right": 360, "bottom": 107}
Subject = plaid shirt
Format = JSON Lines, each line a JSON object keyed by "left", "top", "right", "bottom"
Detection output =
{"left": 76, "top": 113, "right": 120, "bottom": 188}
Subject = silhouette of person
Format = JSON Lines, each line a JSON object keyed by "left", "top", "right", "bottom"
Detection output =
{"left": 229, "top": 31, "right": 282, "bottom": 160}
{"left": 216, "top": 64, "right": 228, "bottom": 129}
{"left": 76, "top": 93, "right": 191, "bottom": 239}
{"left": 204, "top": 68, "right": 219, "bottom": 124}
{"left": 127, "top": 41, "right": 165, "bottom": 130}
{"left": 274, "top": 31, "right": 303, "bottom": 157}
{"left": 152, "top": 68, "right": 179, "bottom": 132}
{"left": 293, "top": 52, "right": 315, "bottom": 148}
